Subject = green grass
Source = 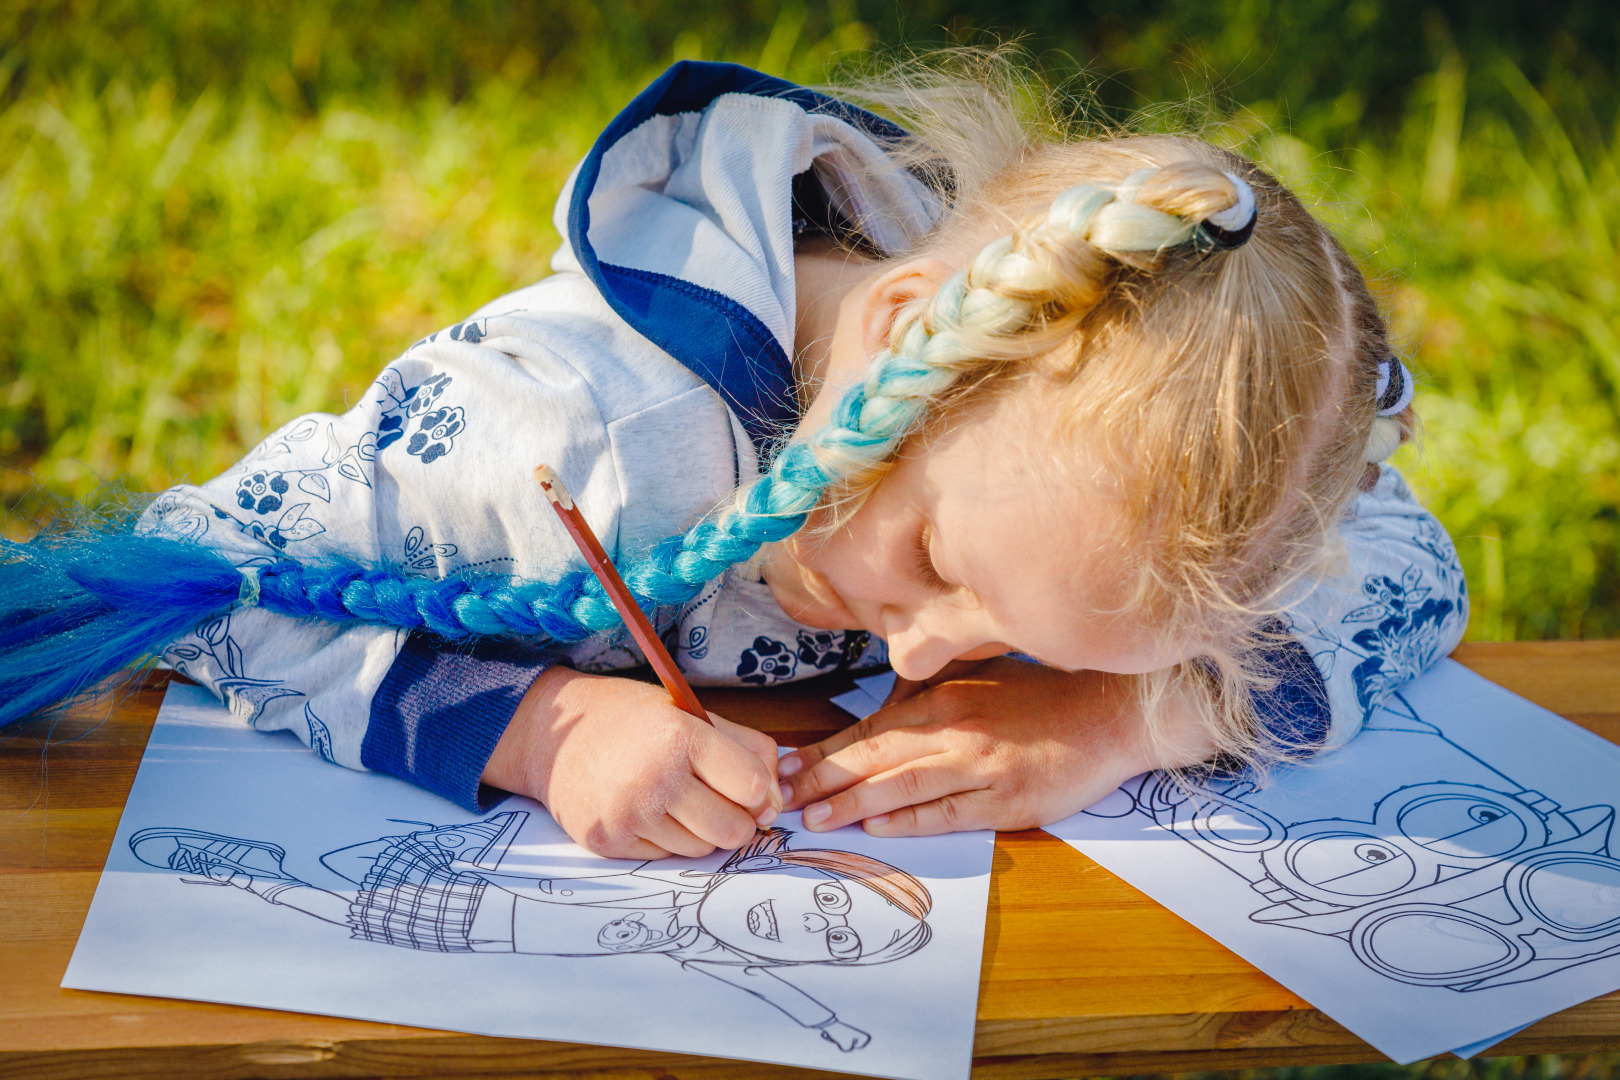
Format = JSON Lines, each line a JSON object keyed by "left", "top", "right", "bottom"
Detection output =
{"left": 1, "top": 4, "right": 1616, "bottom": 642}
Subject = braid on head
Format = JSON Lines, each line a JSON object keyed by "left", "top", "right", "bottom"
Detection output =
{"left": 785, "top": 162, "right": 1257, "bottom": 511}
{"left": 236, "top": 164, "right": 1260, "bottom": 644}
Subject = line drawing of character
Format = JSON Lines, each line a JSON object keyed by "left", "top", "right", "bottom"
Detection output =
{"left": 1083, "top": 692, "right": 1620, "bottom": 991}
{"left": 128, "top": 815, "right": 931, "bottom": 1051}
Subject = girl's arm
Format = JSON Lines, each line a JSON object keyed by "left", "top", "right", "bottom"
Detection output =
{"left": 138, "top": 317, "right": 589, "bottom": 809}
{"left": 1274, "top": 463, "right": 1470, "bottom": 747}
{"left": 776, "top": 463, "right": 1469, "bottom": 835}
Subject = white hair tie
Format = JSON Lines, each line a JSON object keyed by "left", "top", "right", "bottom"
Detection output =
{"left": 1199, "top": 171, "right": 1258, "bottom": 250}
{"left": 236, "top": 565, "right": 262, "bottom": 609}
{"left": 1375, "top": 357, "right": 1414, "bottom": 416}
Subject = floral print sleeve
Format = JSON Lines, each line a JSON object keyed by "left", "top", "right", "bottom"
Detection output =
{"left": 1281, "top": 465, "right": 1470, "bottom": 747}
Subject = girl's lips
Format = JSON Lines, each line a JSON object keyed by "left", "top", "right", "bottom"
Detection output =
{"left": 746, "top": 899, "right": 780, "bottom": 942}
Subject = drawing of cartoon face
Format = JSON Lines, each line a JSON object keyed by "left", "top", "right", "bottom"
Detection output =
{"left": 1263, "top": 784, "right": 1551, "bottom": 905}
{"left": 1117, "top": 705, "right": 1620, "bottom": 991}
{"left": 697, "top": 867, "right": 919, "bottom": 964}
{"left": 597, "top": 913, "right": 665, "bottom": 952}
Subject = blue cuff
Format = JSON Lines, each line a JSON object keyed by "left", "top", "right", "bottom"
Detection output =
{"left": 1249, "top": 622, "right": 1331, "bottom": 756}
{"left": 363, "top": 632, "right": 557, "bottom": 812}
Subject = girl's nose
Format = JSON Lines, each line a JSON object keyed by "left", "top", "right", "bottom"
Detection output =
{"left": 801, "top": 912, "right": 829, "bottom": 933}
{"left": 882, "top": 612, "right": 978, "bottom": 682}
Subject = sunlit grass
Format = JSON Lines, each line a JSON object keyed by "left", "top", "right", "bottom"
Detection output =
{"left": 1, "top": 28, "right": 1614, "bottom": 641}
{"left": 1207, "top": 53, "right": 1620, "bottom": 641}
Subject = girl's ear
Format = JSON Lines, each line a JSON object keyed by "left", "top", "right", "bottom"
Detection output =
{"left": 858, "top": 257, "right": 956, "bottom": 356}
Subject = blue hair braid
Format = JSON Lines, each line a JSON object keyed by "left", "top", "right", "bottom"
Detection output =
{"left": 0, "top": 345, "right": 914, "bottom": 727}
{"left": 0, "top": 167, "right": 1240, "bottom": 730}
{"left": 0, "top": 332, "right": 944, "bottom": 732}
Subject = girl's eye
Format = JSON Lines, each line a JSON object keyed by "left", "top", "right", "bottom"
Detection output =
{"left": 912, "top": 526, "right": 951, "bottom": 593}
{"left": 814, "top": 882, "right": 852, "bottom": 915}
{"left": 826, "top": 927, "right": 862, "bottom": 959}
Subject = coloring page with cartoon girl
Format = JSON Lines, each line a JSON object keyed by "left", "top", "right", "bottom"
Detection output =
{"left": 66, "top": 684, "right": 994, "bottom": 1080}
{"left": 1045, "top": 660, "right": 1620, "bottom": 1065}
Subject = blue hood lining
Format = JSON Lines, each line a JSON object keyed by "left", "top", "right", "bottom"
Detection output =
{"left": 567, "top": 61, "right": 912, "bottom": 456}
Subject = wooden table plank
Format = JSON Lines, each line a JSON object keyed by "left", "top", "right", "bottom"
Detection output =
{"left": 3, "top": 644, "right": 1619, "bottom": 1079}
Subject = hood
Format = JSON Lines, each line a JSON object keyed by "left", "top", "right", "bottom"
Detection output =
{"left": 551, "top": 61, "right": 943, "bottom": 453}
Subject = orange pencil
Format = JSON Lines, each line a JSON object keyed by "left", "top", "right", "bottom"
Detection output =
{"left": 533, "top": 464, "right": 709, "bottom": 722}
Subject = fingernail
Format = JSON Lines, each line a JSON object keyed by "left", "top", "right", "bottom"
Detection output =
{"left": 803, "top": 803, "right": 831, "bottom": 827}
{"left": 755, "top": 805, "right": 779, "bottom": 828}
{"left": 778, "top": 781, "right": 793, "bottom": 806}
{"left": 865, "top": 814, "right": 889, "bottom": 829}
{"left": 778, "top": 755, "right": 802, "bottom": 778}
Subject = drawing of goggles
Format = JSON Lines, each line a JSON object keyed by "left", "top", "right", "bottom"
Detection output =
{"left": 1145, "top": 775, "right": 1620, "bottom": 990}
{"left": 1262, "top": 782, "right": 1558, "bottom": 906}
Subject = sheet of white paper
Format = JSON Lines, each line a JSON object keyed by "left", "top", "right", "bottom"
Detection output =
{"left": 830, "top": 673, "right": 899, "bottom": 721}
{"left": 1044, "top": 659, "right": 1620, "bottom": 1064}
{"left": 1451, "top": 1021, "right": 1536, "bottom": 1059}
{"left": 832, "top": 687, "right": 885, "bottom": 719}
{"left": 65, "top": 683, "right": 994, "bottom": 1080}
{"left": 857, "top": 672, "right": 898, "bottom": 700}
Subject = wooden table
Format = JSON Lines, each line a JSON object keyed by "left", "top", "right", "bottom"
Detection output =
{"left": 4, "top": 642, "right": 1619, "bottom": 1079}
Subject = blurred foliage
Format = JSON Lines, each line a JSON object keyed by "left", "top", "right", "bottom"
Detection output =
{"left": 0, "top": 0, "right": 1616, "bottom": 641}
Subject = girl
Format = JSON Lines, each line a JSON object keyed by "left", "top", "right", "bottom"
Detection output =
{"left": 1, "top": 58, "right": 1468, "bottom": 858}
{"left": 130, "top": 816, "right": 924, "bottom": 1051}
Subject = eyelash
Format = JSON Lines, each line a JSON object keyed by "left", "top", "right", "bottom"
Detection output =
{"left": 913, "top": 527, "right": 951, "bottom": 593}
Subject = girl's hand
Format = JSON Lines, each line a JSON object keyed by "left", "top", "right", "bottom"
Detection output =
{"left": 483, "top": 666, "right": 781, "bottom": 860}
{"left": 777, "top": 659, "right": 1216, "bottom": 835}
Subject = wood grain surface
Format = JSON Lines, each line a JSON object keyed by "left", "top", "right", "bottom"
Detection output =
{"left": 2, "top": 642, "right": 1618, "bottom": 1079}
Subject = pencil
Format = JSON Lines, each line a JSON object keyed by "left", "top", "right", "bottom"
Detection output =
{"left": 533, "top": 464, "right": 710, "bottom": 722}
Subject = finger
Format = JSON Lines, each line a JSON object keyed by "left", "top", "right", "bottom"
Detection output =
{"left": 667, "top": 776, "right": 759, "bottom": 852}
{"left": 638, "top": 814, "right": 718, "bottom": 860}
{"left": 783, "top": 716, "right": 944, "bottom": 811}
{"left": 688, "top": 722, "right": 778, "bottom": 824}
{"left": 778, "top": 694, "right": 940, "bottom": 803}
{"left": 862, "top": 788, "right": 1005, "bottom": 837}
{"left": 777, "top": 722, "right": 864, "bottom": 791}
{"left": 709, "top": 713, "right": 782, "bottom": 819}
{"left": 799, "top": 752, "right": 969, "bottom": 832}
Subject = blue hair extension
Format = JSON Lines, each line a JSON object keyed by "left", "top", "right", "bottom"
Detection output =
{"left": 0, "top": 528, "right": 657, "bottom": 731}
{"left": 0, "top": 532, "right": 248, "bottom": 730}
{"left": 0, "top": 329, "right": 956, "bottom": 731}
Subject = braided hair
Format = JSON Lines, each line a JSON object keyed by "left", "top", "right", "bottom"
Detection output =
{"left": 0, "top": 142, "right": 1399, "bottom": 736}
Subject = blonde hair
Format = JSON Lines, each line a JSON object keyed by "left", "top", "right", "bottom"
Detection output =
{"left": 806, "top": 51, "right": 1409, "bottom": 770}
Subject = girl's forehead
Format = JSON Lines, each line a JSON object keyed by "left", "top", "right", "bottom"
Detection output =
{"left": 923, "top": 395, "right": 1120, "bottom": 562}
{"left": 912, "top": 395, "right": 1173, "bottom": 669}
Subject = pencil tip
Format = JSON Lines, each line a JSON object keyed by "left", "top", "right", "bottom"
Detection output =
{"left": 533, "top": 464, "right": 574, "bottom": 510}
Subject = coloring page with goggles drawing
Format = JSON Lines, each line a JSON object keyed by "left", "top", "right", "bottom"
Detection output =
{"left": 64, "top": 682, "right": 993, "bottom": 1080}
{"left": 1046, "top": 658, "right": 1620, "bottom": 1063}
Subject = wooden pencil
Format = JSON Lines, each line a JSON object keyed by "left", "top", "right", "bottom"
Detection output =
{"left": 533, "top": 464, "right": 710, "bottom": 723}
